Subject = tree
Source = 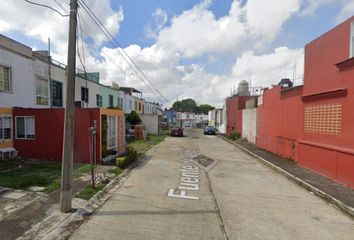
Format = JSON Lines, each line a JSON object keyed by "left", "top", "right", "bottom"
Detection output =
{"left": 172, "top": 100, "right": 183, "bottom": 112}
{"left": 126, "top": 111, "right": 142, "bottom": 125}
{"left": 195, "top": 104, "right": 215, "bottom": 114}
{"left": 180, "top": 99, "right": 197, "bottom": 112}
{"left": 172, "top": 99, "right": 214, "bottom": 113}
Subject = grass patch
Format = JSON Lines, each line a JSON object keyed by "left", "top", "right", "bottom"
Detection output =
{"left": 46, "top": 180, "right": 61, "bottom": 192}
{"left": 128, "top": 133, "right": 167, "bottom": 156}
{"left": 73, "top": 164, "right": 92, "bottom": 177}
{"left": 0, "top": 159, "right": 95, "bottom": 191}
{"left": 76, "top": 185, "right": 104, "bottom": 200}
{"left": 107, "top": 167, "right": 123, "bottom": 176}
{"left": 0, "top": 159, "right": 61, "bottom": 189}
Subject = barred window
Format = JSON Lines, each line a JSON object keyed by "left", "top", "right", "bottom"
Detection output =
{"left": 0, "top": 115, "right": 12, "bottom": 141}
{"left": 107, "top": 116, "right": 116, "bottom": 149}
{"left": 0, "top": 65, "right": 11, "bottom": 92}
{"left": 36, "top": 78, "right": 49, "bottom": 105}
{"left": 96, "top": 94, "right": 103, "bottom": 107}
{"left": 81, "top": 87, "right": 89, "bottom": 103}
{"left": 16, "top": 116, "right": 35, "bottom": 139}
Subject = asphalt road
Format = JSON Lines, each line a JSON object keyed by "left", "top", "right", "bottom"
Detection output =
{"left": 70, "top": 128, "right": 354, "bottom": 240}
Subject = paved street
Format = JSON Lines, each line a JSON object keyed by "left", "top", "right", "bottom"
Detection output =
{"left": 71, "top": 128, "right": 354, "bottom": 240}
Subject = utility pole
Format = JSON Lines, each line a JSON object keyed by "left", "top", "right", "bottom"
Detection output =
{"left": 60, "top": 0, "right": 78, "bottom": 213}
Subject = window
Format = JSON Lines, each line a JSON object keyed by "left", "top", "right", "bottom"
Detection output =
{"left": 0, "top": 65, "right": 11, "bottom": 92}
{"left": 0, "top": 115, "right": 12, "bottom": 141}
{"left": 108, "top": 95, "right": 113, "bottom": 108}
{"left": 139, "top": 103, "right": 142, "bottom": 111}
{"left": 117, "top": 97, "right": 123, "bottom": 109}
{"left": 120, "top": 98, "right": 123, "bottom": 109}
{"left": 36, "top": 78, "right": 49, "bottom": 105}
{"left": 81, "top": 87, "right": 89, "bottom": 103}
{"left": 129, "top": 100, "right": 132, "bottom": 110}
{"left": 52, "top": 81, "right": 63, "bottom": 107}
{"left": 16, "top": 116, "right": 35, "bottom": 139}
{"left": 351, "top": 21, "right": 354, "bottom": 58}
{"left": 107, "top": 116, "right": 116, "bottom": 149}
{"left": 96, "top": 94, "right": 102, "bottom": 107}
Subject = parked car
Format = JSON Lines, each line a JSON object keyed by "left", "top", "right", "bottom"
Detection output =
{"left": 170, "top": 127, "right": 183, "bottom": 137}
{"left": 204, "top": 126, "right": 217, "bottom": 135}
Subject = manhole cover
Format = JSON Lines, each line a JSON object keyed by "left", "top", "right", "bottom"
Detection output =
{"left": 192, "top": 154, "right": 215, "bottom": 167}
{"left": 192, "top": 137, "right": 200, "bottom": 139}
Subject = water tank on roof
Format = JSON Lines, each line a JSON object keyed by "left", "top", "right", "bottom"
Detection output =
{"left": 238, "top": 80, "right": 250, "bottom": 96}
{"left": 278, "top": 78, "right": 293, "bottom": 89}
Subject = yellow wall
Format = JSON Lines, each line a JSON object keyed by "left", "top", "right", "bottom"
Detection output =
{"left": 135, "top": 98, "right": 144, "bottom": 114}
{"left": 0, "top": 108, "right": 13, "bottom": 148}
{"left": 100, "top": 109, "right": 125, "bottom": 155}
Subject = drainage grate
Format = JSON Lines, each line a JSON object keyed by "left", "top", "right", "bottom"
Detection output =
{"left": 192, "top": 154, "right": 215, "bottom": 167}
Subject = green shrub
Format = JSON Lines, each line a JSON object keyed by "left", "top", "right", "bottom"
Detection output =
{"left": 116, "top": 146, "right": 138, "bottom": 169}
{"left": 228, "top": 131, "right": 241, "bottom": 141}
{"left": 116, "top": 157, "right": 126, "bottom": 168}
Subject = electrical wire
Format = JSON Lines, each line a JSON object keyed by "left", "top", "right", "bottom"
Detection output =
{"left": 77, "top": 11, "right": 87, "bottom": 74}
{"left": 24, "top": 0, "right": 69, "bottom": 17}
{"left": 78, "top": 0, "right": 167, "bottom": 103}
{"left": 53, "top": 0, "right": 68, "bottom": 15}
{"left": 78, "top": 0, "right": 169, "bottom": 103}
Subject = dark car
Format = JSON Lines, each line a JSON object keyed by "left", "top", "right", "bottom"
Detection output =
{"left": 170, "top": 127, "right": 183, "bottom": 137}
{"left": 204, "top": 126, "right": 217, "bottom": 135}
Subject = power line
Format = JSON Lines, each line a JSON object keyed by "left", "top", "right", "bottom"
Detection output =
{"left": 77, "top": 11, "right": 87, "bottom": 74}
{"left": 53, "top": 0, "right": 68, "bottom": 15}
{"left": 77, "top": 9, "right": 164, "bottom": 104}
{"left": 78, "top": 0, "right": 167, "bottom": 103}
{"left": 24, "top": 0, "right": 69, "bottom": 17}
{"left": 78, "top": 0, "right": 169, "bottom": 103}
{"left": 78, "top": 1, "right": 162, "bottom": 103}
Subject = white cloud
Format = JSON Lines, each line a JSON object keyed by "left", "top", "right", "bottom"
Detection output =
{"left": 299, "top": 0, "right": 335, "bottom": 16}
{"left": 337, "top": 2, "right": 354, "bottom": 22}
{"left": 232, "top": 47, "right": 304, "bottom": 87}
{"left": 245, "top": 0, "right": 301, "bottom": 46}
{"left": 144, "top": 8, "right": 168, "bottom": 39}
{"left": 0, "top": 0, "right": 124, "bottom": 62}
{"left": 156, "top": 0, "right": 247, "bottom": 58}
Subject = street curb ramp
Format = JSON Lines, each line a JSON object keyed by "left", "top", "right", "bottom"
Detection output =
{"left": 217, "top": 134, "right": 354, "bottom": 219}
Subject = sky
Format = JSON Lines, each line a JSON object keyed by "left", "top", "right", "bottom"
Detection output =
{"left": 0, "top": 0, "right": 353, "bottom": 108}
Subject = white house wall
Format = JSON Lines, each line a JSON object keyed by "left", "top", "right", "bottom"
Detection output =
{"left": 141, "top": 114, "right": 160, "bottom": 134}
{"left": 0, "top": 48, "right": 50, "bottom": 108}
{"left": 51, "top": 64, "right": 101, "bottom": 108}
{"left": 123, "top": 93, "right": 135, "bottom": 114}
{"left": 242, "top": 108, "right": 257, "bottom": 144}
{"left": 75, "top": 76, "right": 100, "bottom": 108}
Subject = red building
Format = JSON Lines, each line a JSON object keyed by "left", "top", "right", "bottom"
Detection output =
{"left": 299, "top": 16, "right": 354, "bottom": 187}
{"left": 256, "top": 16, "right": 354, "bottom": 188}
{"left": 257, "top": 85, "right": 303, "bottom": 161}
{"left": 226, "top": 95, "right": 248, "bottom": 135}
{"left": 13, "top": 108, "right": 125, "bottom": 164}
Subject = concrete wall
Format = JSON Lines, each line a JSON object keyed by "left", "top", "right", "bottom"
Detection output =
{"left": 226, "top": 95, "right": 248, "bottom": 135}
{"left": 141, "top": 114, "right": 161, "bottom": 134}
{"left": 242, "top": 108, "right": 257, "bottom": 144}
{"left": 123, "top": 93, "right": 135, "bottom": 114}
{"left": 0, "top": 48, "right": 47, "bottom": 108}
{"left": 98, "top": 84, "right": 119, "bottom": 108}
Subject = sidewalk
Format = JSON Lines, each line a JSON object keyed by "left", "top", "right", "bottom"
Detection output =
{"left": 218, "top": 134, "right": 354, "bottom": 218}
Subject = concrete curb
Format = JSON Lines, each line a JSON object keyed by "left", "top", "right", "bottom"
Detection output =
{"left": 43, "top": 143, "right": 161, "bottom": 240}
{"left": 217, "top": 134, "right": 354, "bottom": 219}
